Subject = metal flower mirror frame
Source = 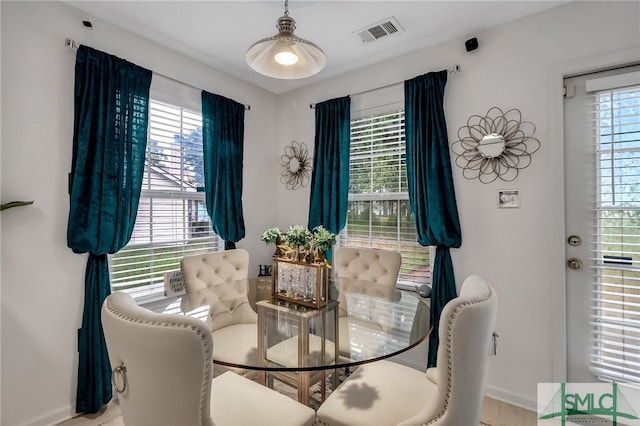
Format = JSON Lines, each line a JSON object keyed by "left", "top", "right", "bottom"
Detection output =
{"left": 280, "top": 140, "right": 312, "bottom": 190}
{"left": 451, "top": 107, "right": 540, "bottom": 183}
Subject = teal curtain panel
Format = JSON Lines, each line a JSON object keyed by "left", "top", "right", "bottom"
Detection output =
{"left": 308, "top": 96, "right": 351, "bottom": 258}
{"left": 201, "top": 91, "right": 246, "bottom": 248}
{"left": 404, "top": 70, "right": 462, "bottom": 368}
{"left": 67, "top": 45, "right": 152, "bottom": 413}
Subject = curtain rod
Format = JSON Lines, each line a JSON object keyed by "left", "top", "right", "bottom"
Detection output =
{"left": 308, "top": 64, "right": 460, "bottom": 109}
{"left": 65, "top": 38, "right": 251, "bottom": 111}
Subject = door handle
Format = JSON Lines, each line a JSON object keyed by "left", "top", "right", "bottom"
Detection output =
{"left": 567, "top": 258, "right": 583, "bottom": 270}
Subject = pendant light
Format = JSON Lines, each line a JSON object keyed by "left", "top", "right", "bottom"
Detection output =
{"left": 246, "top": 0, "right": 326, "bottom": 80}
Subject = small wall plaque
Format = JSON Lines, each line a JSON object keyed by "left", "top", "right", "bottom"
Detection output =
{"left": 498, "top": 190, "right": 520, "bottom": 208}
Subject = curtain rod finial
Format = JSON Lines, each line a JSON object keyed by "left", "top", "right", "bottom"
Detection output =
{"left": 65, "top": 38, "right": 78, "bottom": 49}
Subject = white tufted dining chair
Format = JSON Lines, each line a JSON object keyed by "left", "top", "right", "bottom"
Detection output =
{"left": 180, "top": 250, "right": 258, "bottom": 369}
{"left": 334, "top": 247, "right": 402, "bottom": 287}
{"left": 180, "top": 249, "right": 251, "bottom": 314}
{"left": 101, "top": 291, "right": 316, "bottom": 426}
{"left": 315, "top": 274, "right": 498, "bottom": 426}
{"left": 181, "top": 250, "right": 329, "bottom": 403}
{"left": 334, "top": 247, "right": 402, "bottom": 359}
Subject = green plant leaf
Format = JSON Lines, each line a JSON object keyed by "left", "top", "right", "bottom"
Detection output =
{"left": 1, "top": 201, "right": 34, "bottom": 211}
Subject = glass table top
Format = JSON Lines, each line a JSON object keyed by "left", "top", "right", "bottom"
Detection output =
{"left": 178, "top": 277, "right": 431, "bottom": 372}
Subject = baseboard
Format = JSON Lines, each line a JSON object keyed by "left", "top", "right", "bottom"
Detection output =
{"left": 484, "top": 384, "right": 537, "bottom": 413}
{"left": 24, "top": 403, "right": 74, "bottom": 426}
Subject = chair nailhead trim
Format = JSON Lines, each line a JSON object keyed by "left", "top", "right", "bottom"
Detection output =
{"left": 422, "top": 289, "right": 493, "bottom": 426}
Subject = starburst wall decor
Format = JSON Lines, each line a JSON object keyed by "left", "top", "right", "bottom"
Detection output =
{"left": 280, "top": 140, "right": 312, "bottom": 190}
{"left": 451, "top": 107, "right": 540, "bottom": 184}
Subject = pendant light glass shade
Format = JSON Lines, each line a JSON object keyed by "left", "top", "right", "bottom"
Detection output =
{"left": 246, "top": 2, "right": 326, "bottom": 79}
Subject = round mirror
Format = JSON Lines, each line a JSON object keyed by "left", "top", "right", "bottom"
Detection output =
{"left": 478, "top": 133, "right": 505, "bottom": 158}
{"left": 288, "top": 157, "right": 300, "bottom": 173}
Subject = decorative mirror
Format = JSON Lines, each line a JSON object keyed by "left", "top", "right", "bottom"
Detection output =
{"left": 280, "top": 140, "right": 312, "bottom": 190}
{"left": 451, "top": 107, "right": 540, "bottom": 183}
{"left": 478, "top": 133, "right": 505, "bottom": 157}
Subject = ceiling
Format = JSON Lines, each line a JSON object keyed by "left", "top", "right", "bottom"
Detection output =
{"left": 65, "top": 1, "right": 568, "bottom": 94}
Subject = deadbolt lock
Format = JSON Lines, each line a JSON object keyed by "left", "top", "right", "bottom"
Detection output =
{"left": 568, "top": 235, "right": 582, "bottom": 247}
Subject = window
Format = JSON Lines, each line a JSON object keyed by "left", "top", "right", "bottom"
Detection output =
{"left": 109, "top": 99, "right": 219, "bottom": 300}
{"left": 340, "top": 110, "right": 431, "bottom": 287}
{"left": 591, "top": 81, "right": 640, "bottom": 383}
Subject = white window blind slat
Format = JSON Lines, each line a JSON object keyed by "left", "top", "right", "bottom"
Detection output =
{"left": 109, "top": 99, "right": 219, "bottom": 300}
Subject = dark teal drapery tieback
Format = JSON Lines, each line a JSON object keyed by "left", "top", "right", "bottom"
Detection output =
{"left": 75, "top": 254, "right": 113, "bottom": 413}
{"left": 427, "top": 246, "right": 458, "bottom": 367}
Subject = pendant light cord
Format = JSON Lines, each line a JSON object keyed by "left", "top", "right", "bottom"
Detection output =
{"left": 284, "top": 0, "right": 289, "bottom": 16}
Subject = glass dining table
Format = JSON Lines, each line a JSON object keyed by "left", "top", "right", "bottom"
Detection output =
{"left": 178, "top": 276, "right": 431, "bottom": 405}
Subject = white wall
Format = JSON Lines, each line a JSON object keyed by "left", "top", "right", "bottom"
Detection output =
{"left": 2, "top": 1, "right": 640, "bottom": 424}
{"left": 0, "top": 2, "right": 279, "bottom": 424}
{"left": 275, "top": 0, "right": 640, "bottom": 411}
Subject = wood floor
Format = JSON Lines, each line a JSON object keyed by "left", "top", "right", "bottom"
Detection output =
{"left": 480, "top": 396, "right": 539, "bottom": 425}
{"left": 59, "top": 395, "right": 539, "bottom": 426}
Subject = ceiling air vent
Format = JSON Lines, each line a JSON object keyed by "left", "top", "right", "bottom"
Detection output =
{"left": 355, "top": 17, "right": 404, "bottom": 43}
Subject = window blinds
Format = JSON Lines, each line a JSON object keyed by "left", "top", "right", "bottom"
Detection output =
{"left": 590, "top": 83, "right": 640, "bottom": 383}
{"left": 109, "top": 99, "right": 218, "bottom": 300}
{"left": 341, "top": 110, "right": 431, "bottom": 287}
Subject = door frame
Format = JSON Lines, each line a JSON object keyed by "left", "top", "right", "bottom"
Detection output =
{"left": 549, "top": 47, "right": 640, "bottom": 383}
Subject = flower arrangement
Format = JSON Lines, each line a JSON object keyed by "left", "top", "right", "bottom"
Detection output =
{"left": 260, "top": 227, "right": 282, "bottom": 245}
{"left": 285, "top": 225, "right": 313, "bottom": 247}
{"left": 260, "top": 224, "right": 337, "bottom": 264}
{"left": 311, "top": 225, "right": 336, "bottom": 252}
